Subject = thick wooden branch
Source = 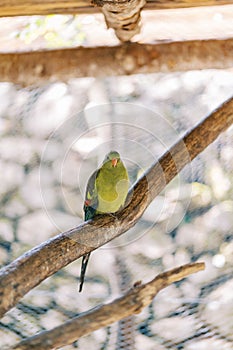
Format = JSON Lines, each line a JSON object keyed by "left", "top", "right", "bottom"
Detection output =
{"left": 0, "top": 96, "right": 232, "bottom": 319}
{"left": 93, "top": 0, "right": 146, "bottom": 42}
{"left": 0, "top": 39, "right": 233, "bottom": 86}
{"left": 11, "top": 263, "right": 205, "bottom": 350}
{"left": 0, "top": 0, "right": 232, "bottom": 16}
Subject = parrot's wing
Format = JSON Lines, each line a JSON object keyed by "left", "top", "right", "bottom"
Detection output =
{"left": 83, "top": 169, "right": 99, "bottom": 221}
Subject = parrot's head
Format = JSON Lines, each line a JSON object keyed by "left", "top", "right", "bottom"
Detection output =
{"left": 104, "top": 151, "right": 121, "bottom": 168}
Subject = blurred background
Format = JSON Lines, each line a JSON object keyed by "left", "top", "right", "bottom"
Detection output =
{"left": 0, "top": 6, "right": 233, "bottom": 350}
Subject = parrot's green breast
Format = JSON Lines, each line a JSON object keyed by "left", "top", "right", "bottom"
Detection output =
{"left": 96, "top": 161, "right": 129, "bottom": 214}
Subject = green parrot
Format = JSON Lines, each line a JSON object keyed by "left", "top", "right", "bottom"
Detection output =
{"left": 79, "top": 150, "right": 129, "bottom": 292}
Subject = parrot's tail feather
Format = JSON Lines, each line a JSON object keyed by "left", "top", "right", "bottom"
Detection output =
{"left": 79, "top": 252, "right": 91, "bottom": 292}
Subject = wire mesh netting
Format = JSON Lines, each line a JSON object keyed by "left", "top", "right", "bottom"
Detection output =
{"left": 0, "top": 70, "right": 233, "bottom": 349}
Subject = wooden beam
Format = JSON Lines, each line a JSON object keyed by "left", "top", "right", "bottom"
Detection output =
{"left": 0, "top": 39, "right": 232, "bottom": 86}
{"left": 0, "top": 0, "right": 233, "bottom": 17}
{"left": 145, "top": 0, "right": 233, "bottom": 10}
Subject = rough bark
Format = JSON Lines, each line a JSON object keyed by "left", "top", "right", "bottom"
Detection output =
{"left": 0, "top": 39, "right": 233, "bottom": 86}
{"left": 12, "top": 263, "right": 205, "bottom": 350}
{"left": 93, "top": 0, "right": 146, "bottom": 42}
{"left": 0, "top": 96, "right": 232, "bottom": 318}
{"left": 0, "top": 0, "right": 232, "bottom": 16}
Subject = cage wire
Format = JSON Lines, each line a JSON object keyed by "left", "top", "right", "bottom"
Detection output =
{"left": 0, "top": 70, "right": 233, "bottom": 350}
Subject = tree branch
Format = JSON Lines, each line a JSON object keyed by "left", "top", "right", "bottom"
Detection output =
{"left": 11, "top": 262, "right": 205, "bottom": 350}
{"left": 0, "top": 96, "right": 233, "bottom": 318}
{"left": 1, "top": 39, "right": 233, "bottom": 86}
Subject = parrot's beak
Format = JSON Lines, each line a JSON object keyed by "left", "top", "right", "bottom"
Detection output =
{"left": 111, "top": 158, "right": 118, "bottom": 167}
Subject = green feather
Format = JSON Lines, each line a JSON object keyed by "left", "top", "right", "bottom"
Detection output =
{"left": 79, "top": 151, "right": 129, "bottom": 292}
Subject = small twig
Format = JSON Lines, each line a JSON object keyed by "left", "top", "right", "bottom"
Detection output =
{"left": 0, "top": 96, "right": 232, "bottom": 318}
{"left": 11, "top": 262, "right": 205, "bottom": 350}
